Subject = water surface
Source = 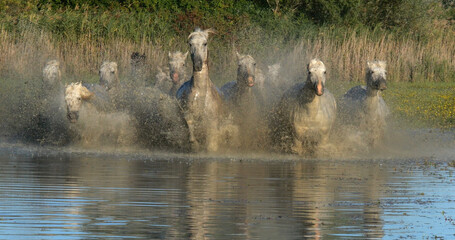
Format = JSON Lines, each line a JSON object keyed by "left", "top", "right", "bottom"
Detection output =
{"left": 0, "top": 142, "right": 454, "bottom": 239}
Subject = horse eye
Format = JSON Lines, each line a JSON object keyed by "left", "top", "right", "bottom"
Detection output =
{"left": 253, "top": 63, "right": 256, "bottom": 66}
{"left": 77, "top": 97, "right": 81, "bottom": 100}
{"left": 324, "top": 71, "right": 326, "bottom": 74}
{"left": 203, "top": 43, "right": 207, "bottom": 47}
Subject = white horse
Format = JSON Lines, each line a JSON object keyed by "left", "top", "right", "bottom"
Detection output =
{"left": 176, "top": 28, "right": 225, "bottom": 152}
{"left": 220, "top": 52, "right": 267, "bottom": 150}
{"left": 168, "top": 51, "right": 189, "bottom": 96}
{"left": 42, "top": 60, "right": 61, "bottom": 86}
{"left": 339, "top": 60, "right": 389, "bottom": 147}
{"left": 64, "top": 82, "right": 136, "bottom": 146}
{"left": 99, "top": 61, "right": 119, "bottom": 90}
{"left": 271, "top": 59, "right": 337, "bottom": 155}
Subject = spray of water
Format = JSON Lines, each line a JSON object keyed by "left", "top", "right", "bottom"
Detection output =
{"left": 0, "top": 35, "right": 453, "bottom": 160}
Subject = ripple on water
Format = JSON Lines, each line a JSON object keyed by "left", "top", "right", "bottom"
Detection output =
{"left": 0, "top": 141, "right": 454, "bottom": 239}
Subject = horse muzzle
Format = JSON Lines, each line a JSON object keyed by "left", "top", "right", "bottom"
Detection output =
{"left": 192, "top": 55, "right": 203, "bottom": 72}
{"left": 378, "top": 80, "right": 387, "bottom": 91}
{"left": 247, "top": 76, "right": 254, "bottom": 87}
{"left": 67, "top": 111, "right": 79, "bottom": 123}
{"left": 171, "top": 72, "right": 180, "bottom": 84}
{"left": 315, "top": 81, "right": 324, "bottom": 96}
{"left": 374, "top": 78, "right": 387, "bottom": 91}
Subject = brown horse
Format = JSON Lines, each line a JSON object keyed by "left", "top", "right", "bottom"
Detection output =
{"left": 176, "top": 28, "right": 224, "bottom": 152}
{"left": 130, "top": 52, "right": 148, "bottom": 86}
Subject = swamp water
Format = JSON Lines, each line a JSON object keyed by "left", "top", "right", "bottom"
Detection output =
{"left": 0, "top": 131, "right": 454, "bottom": 240}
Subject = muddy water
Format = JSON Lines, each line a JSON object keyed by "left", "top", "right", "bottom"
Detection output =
{"left": 0, "top": 143, "right": 454, "bottom": 239}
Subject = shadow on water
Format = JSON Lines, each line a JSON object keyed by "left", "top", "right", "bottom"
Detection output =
{"left": 0, "top": 141, "right": 455, "bottom": 239}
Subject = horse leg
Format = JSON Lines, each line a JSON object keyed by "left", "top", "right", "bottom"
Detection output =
{"left": 206, "top": 120, "right": 219, "bottom": 152}
{"left": 291, "top": 137, "right": 304, "bottom": 155}
{"left": 184, "top": 112, "right": 200, "bottom": 152}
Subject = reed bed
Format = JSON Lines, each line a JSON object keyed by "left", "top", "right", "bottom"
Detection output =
{"left": 1, "top": 24, "right": 454, "bottom": 86}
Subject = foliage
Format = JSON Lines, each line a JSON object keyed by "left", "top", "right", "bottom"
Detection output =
{"left": 1, "top": 0, "right": 450, "bottom": 32}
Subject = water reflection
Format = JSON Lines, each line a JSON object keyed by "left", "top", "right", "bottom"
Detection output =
{"left": 0, "top": 147, "right": 454, "bottom": 239}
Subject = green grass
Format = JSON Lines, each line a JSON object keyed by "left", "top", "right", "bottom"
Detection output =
{"left": 383, "top": 82, "right": 455, "bottom": 129}
{"left": 326, "top": 80, "right": 455, "bottom": 129}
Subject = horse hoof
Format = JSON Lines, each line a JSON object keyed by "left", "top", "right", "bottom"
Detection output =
{"left": 190, "top": 141, "right": 200, "bottom": 152}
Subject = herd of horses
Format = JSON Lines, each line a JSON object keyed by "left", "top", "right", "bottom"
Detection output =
{"left": 34, "top": 28, "right": 389, "bottom": 156}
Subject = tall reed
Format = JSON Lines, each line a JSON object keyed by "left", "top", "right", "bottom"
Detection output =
{"left": 0, "top": 23, "right": 454, "bottom": 86}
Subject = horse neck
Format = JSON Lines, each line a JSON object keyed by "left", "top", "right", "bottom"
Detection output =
{"left": 51, "top": 82, "right": 64, "bottom": 93}
{"left": 235, "top": 84, "right": 254, "bottom": 103}
{"left": 235, "top": 78, "right": 251, "bottom": 93}
{"left": 365, "top": 87, "right": 381, "bottom": 111}
{"left": 192, "top": 64, "right": 211, "bottom": 90}
{"left": 299, "top": 82, "right": 323, "bottom": 115}
{"left": 300, "top": 82, "right": 316, "bottom": 104}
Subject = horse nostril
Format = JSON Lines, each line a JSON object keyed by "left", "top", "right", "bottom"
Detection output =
{"left": 376, "top": 79, "right": 387, "bottom": 90}
{"left": 67, "top": 111, "right": 79, "bottom": 122}
{"left": 247, "top": 76, "right": 254, "bottom": 87}
{"left": 193, "top": 59, "right": 203, "bottom": 71}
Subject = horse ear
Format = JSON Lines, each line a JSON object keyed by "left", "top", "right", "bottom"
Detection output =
{"left": 235, "top": 51, "right": 240, "bottom": 61}
{"left": 184, "top": 51, "right": 189, "bottom": 59}
{"left": 168, "top": 51, "right": 172, "bottom": 58}
{"left": 367, "top": 61, "right": 373, "bottom": 69}
{"left": 378, "top": 61, "right": 387, "bottom": 69}
{"left": 308, "top": 58, "right": 321, "bottom": 70}
{"left": 204, "top": 28, "right": 216, "bottom": 35}
{"left": 80, "top": 86, "right": 94, "bottom": 100}
{"left": 64, "top": 83, "right": 72, "bottom": 94}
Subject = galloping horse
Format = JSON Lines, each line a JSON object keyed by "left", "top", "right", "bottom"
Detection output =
{"left": 271, "top": 59, "right": 337, "bottom": 155}
{"left": 176, "top": 28, "right": 224, "bottom": 152}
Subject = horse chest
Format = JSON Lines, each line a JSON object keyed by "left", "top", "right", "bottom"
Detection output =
{"left": 189, "top": 89, "right": 218, "bottom": 119}
{"left": 292, "top": 102, "right": 331, "bottom": 136}
{"left": 363, "top": 97, "right": 386, "bottom": 125}
{"left": 235, "top": 90, "right": 257, "bottom": 109}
